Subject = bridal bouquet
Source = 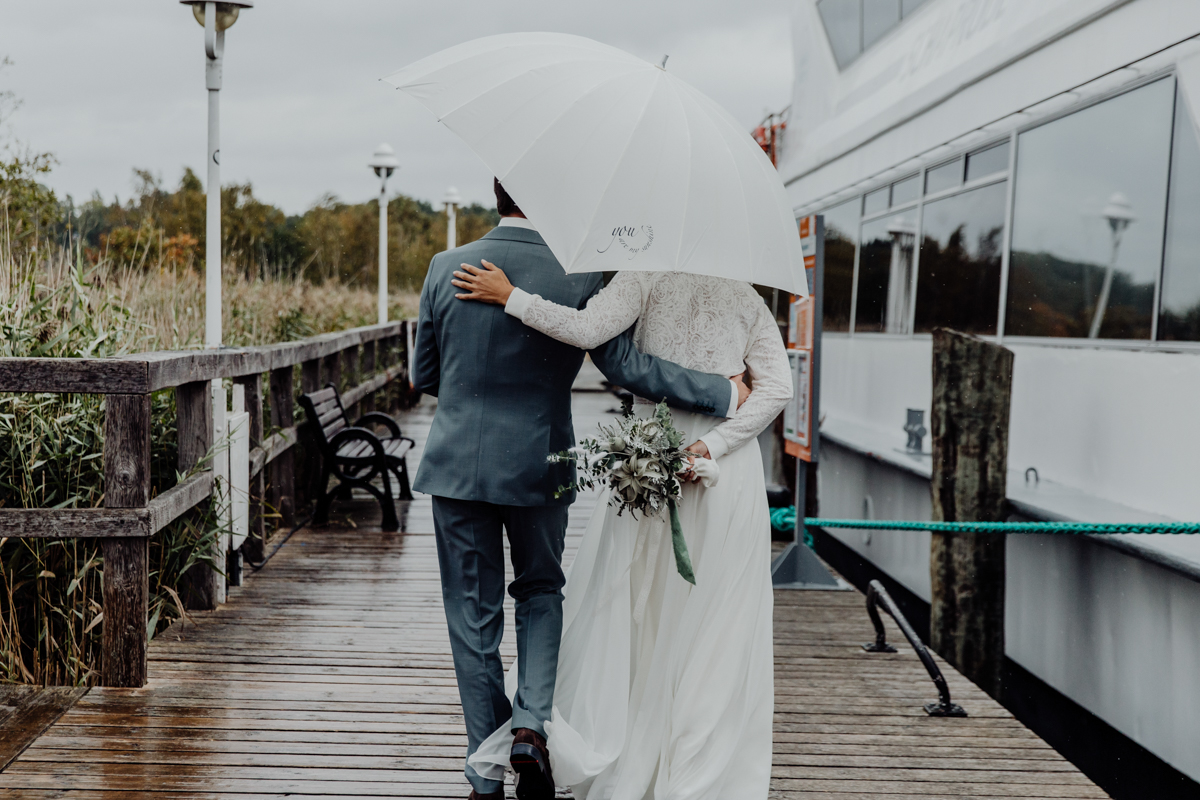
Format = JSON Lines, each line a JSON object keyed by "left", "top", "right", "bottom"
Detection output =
{"left": 550, "top": 401, "right": 697, "bottom": 584}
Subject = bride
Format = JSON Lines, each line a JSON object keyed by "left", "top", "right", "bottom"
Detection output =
{"left": 451, "top": 261, "right": 793, "bottom": 800}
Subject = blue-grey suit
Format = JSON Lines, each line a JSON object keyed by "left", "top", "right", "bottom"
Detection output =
{"left": 411, "top": 225, "right": 731, "bottom": 794}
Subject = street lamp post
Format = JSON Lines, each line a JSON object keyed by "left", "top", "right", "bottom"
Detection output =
{"left": 443, "top": 186, "right": 463, "bottom": 251}
{"left": 1088, "top": 192, "right": 1136, "bottom": 339}
{"left": 369, "top": 144, "right": 399, "bottom": 325}
{"left": 180, "top": 0, "right": 252, "bottom": 606}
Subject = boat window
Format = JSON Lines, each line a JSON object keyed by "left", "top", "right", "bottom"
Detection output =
{"left": 914, "top": 181, "right": 1007, "bottom": 334}
{"left": 855, "top": 210, "right": 917, "bottom": 333}
{"left": 819, "top": 0, "right": 928, "bottom": 69}
{"left": 966, "top": 141, "right": 1010, "bottom": 182}
{"left": 820, "top": 198, "right": 861, "bottom": 332}
{"left": 1158, "top": 85, "right": 1200, "bottom": 341}
{"left": 817, "top": 0, "right": 863, "bottom": 69}
{"left": 863, "top": 187, "right": 889, "bottom": 216}
{"left": 1006, "top": 78, "right": 1173, "bottom": 339}
{"left": 925, "top": 159, "right": 963, "bottom": 195}
{"left": 863, "top": 0, "right": 901, "bottom": 49}
{"left": 890, "top": 174, "right": 920, "bottom": 206}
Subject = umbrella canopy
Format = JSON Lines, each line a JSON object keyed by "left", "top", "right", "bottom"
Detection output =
{"left": 383, "top": 32, "right": 807, "bottom": 295}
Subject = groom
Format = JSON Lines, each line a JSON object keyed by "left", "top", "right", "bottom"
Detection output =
{"left": 412, "top": 180, "right": 744, "bottom": 800}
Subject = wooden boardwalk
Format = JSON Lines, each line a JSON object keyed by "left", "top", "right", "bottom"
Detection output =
{"left": 0, "top": 393, "right": 1107, "bottom": 798}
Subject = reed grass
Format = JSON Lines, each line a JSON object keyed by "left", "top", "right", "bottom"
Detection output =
{"left": 1, "top": 236, "right": 418, "bottom": 685}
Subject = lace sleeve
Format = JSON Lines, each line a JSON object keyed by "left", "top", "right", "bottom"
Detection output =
{"left": 698, "top": 303, "right": 793, "bottom": 460}
{"left": 506, "top": 272, "right": 645, "bottom": 350}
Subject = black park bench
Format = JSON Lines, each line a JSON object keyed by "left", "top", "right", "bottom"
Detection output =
{"left": 298, "top": 384, "right": 414, "bottom": 531}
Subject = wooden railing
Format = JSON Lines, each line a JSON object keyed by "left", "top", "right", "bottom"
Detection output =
{"left": 0, "top": 320, "right": 413, "bottom": 688}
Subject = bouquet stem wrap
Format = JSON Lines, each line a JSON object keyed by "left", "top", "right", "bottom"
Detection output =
{"left": 668, "top": 499, "right": 696, "bottom": 585}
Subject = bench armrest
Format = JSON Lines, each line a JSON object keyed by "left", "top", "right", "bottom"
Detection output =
{"left": 353, "top": 412, "right": 403, "bottom": 440}
{"left": 328, "top": 427, "right": 388, "bottom": 462}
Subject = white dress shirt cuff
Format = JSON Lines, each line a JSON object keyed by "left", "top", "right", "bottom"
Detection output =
{"left": 726, "top": 381, "right": 739, "bottom": 418}
{"left": 698, "top": 429, "right": 730, "bottom": 461}
{"left": 505, "top": 287, "right": 538, "bottom": 319}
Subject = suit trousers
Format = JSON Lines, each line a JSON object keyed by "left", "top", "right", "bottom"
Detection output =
{"left": 431, "top": 496, "right": 569, "bottom": 794}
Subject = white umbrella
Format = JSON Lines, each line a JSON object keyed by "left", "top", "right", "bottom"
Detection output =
{"left": 382, "top": 32, "right": 807, "bottom": 296}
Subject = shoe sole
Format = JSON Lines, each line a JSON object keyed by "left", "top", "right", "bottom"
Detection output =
{"left": 511, "top": 743, "right": 554, "bottom": 800}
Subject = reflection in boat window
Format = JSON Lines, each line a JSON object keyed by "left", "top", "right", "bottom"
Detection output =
{"left": 856, "top": 211, "right": 917, "bottom": 334}
{"left": 966, "top": 142, "right": 1010, "bottom": 182}
{"left": 1005, "top": 78, "right": 1173, "bottom": 339}
{"left": 914, "top": 182, "right": 1006, "bottom": 335}
{"left": 1158, "top": 85, "right": 1200, "bottom": 342}
{"left": 820, "top": 198, "right": 861, "bottom": 332}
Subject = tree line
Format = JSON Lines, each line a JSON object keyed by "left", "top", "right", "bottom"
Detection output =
{"left": 3, "top": 148, "right": 497, "bottom": 293}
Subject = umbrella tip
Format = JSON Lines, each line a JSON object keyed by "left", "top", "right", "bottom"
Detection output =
{"left": 660, "top": 54, "right": 669, "bottom": 69}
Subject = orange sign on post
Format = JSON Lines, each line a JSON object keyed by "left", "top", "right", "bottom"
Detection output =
{"left": 784, "top": 215, "right": 821, "bottom": 463}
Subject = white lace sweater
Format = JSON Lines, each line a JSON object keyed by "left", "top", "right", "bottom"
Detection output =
{"left": 505, "top": 271, "right": 793, "bottom": 460}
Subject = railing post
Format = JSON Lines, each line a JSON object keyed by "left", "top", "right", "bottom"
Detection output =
{"left": 377, "top": 335, "right": 393, "bottom": 413}
{"left": 102, "top": 393, "right": 151, "bottom": 688}
{"left": 176, "top": 380, "right": 219, "bottom": 610}
{"left": 323, "top": 352, "right": 341, "bottom": 394}
{"left": 342, "top": 344, "right": 360, "bottom": 416}
{"left": 361, "top": 340, "right": 377, "bottom": 415}
{"left": 298, "top": 359, "right": 322, "bottom": 513}
{"left": 384, "top": 332, "right": 400, "bottom": 413}
{"left": 268, "top": 366, "right": 296, "bottom": 529}
{"left": 236, "top": 373, "right": 265, "bottom": 564}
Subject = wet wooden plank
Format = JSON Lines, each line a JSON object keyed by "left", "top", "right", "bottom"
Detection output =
{"left": 0, "top": 688, "right": 87, "bottom": 772}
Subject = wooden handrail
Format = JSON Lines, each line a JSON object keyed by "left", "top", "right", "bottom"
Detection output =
{"left": 0, "top": 321, "right": 405, "bottom": 395}
{"left": 0, "top": 320, "right": 415, "bottom": 688}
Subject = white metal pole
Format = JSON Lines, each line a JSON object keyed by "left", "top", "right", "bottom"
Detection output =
{"left": 204, "top": 2, "right": 222, "bottom": 350}
{"left": 446, "top": 202, "right": 457, "bottom": 250}
{"left": 203, "top": 2, "right": 229, "bottom": 603}
{"left": 378, "top": 176, "right": 388, "bottom": 325}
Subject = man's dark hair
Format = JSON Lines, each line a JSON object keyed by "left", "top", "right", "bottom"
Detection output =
{"left": 494, "top": 177, "right": 522, "bottom": 217}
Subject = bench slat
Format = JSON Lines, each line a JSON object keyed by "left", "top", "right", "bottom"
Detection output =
{"left": 308, "top": 386, "right": 338, "bottom": 403}
{"left": 336, "top": 441, "right": 370, "bottom": 459}
{"left": 384, "top": 440, "right": 413, "bottom": 458}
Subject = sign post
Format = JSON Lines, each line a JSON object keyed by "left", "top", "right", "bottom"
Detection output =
{"left": 772, "top": 214, "right": 843, "bottom": 589}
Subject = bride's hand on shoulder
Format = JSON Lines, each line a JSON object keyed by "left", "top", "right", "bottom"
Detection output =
{"left": 453, "top": 260, "right": 514, "bottom": 305}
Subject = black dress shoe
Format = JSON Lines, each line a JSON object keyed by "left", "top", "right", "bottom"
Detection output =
{"left": 468, "top": 790, "right": 504, "bottom": 800}
{"left": 511, "top": 727, "right": 555, "bottom": 800}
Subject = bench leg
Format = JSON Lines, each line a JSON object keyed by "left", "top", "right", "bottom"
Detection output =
{"left": 373, "top": 469, "right": 400, "bottom": 532}
{"left": 395, "top": 459, "right": 414, "bottom": 502}
{"left": 313, "top": 465, "right": 335, "bottom": 526}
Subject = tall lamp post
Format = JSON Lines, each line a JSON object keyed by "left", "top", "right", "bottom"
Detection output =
{"left": 1088, "top": 191, "right": 1136, "bottom": 339}
{"left": 369, "top": 144, "right": 399, "bottom": 325}
{"left": 180, "top": 0, "right": 252, "bottom": 606}
{"left": 443, "top": 186, "right": 462, "bottom": 250}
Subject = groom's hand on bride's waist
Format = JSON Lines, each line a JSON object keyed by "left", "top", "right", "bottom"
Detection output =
{"left": 732, "top": 372, "right": 750, "bottom": 409}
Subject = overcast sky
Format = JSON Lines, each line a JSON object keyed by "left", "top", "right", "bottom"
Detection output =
{"left": 1, "top": 1, "right": 793, "bottom": 215}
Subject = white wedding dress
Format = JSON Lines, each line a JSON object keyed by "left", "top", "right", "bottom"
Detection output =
{"left": 470, "top": 272, "right": 793, "bottom": 800}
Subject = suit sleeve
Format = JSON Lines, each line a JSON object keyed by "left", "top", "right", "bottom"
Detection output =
{"left": 411, "top": 260, "right": 441, "bottom": 397}
{"left": 589, "top": 328, "right": 733, "bottom": 418}
{"left": 572, "top": 276, "right": 731, "bottom": 419}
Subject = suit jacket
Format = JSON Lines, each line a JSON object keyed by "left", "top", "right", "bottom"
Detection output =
{"left": 411, "top": 225, "right": 732, "bottom": 507}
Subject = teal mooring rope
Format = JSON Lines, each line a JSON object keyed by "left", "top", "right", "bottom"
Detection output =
{"left": 769, "top": 507, "right": 1197, "bottom": 535}
{"left": 804, "top": 516, "right": 1199, "bottom": 535}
